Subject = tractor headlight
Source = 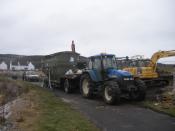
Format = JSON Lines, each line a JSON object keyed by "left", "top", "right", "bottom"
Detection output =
{"left": 110, "top": 75, "right": 118, "bottom": 78}
{"left": 124, "top": 78, "right": 134, "bottom": 80}
{"left": 124, "top": 78, "right": 130, "bottom": 80}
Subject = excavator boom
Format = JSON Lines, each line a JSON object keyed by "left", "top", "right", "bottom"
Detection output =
{"left": 148, "top": 50, "right": 175, "bottom": 71}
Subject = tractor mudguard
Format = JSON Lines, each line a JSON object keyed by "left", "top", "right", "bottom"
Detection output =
{"left": 83, "top": 70, "right": 102, "bottom": 82}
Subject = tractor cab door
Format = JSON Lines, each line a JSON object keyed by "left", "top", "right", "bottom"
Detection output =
{"left": 89, "top": 57, "right": 103, "bottom": 81}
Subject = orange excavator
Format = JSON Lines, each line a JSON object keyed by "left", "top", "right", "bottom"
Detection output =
{"left": 122, "top": 50, "right": 175, "bottom": 86}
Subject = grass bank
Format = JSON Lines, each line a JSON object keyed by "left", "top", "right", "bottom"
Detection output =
{"left": 30, "top": 84, "right": 99, "bottom": 131}
{"left": 0, "top": 77, "right": 99, "bottom": 131}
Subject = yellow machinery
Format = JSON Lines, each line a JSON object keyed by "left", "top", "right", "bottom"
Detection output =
{"left": 123, "top": 50, "right": 175, "bottom": 86}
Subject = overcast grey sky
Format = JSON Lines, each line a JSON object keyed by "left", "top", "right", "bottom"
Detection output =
{"left": 0, "top": 0, "right": 175, "bottom": 63}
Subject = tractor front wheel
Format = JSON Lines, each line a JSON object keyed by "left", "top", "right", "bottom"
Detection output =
{"left": 103, "top": 81, "right": 120, "bottom": 105}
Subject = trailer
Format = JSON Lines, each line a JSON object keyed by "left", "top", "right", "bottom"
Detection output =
{"left": 42, "top": 51, "right": 87, "bottom": 92}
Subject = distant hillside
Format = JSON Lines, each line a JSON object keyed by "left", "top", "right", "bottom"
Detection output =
{"left": 0, "top": 54, "right": 44, "bottom": 69}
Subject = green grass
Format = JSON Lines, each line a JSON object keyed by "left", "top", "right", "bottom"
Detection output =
{"left": 21, "top": 82, "right": 100, "bottom": 131}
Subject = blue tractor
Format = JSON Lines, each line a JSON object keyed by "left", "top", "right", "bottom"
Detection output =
{"left": 80, "top": 53, "right": 146, "bottom": 104}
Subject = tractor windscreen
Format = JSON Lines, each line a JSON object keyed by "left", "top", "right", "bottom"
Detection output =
{"left": 103, "top": 56, "right": 116, "bottom": 69}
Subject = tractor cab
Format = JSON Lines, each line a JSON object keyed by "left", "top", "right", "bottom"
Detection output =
{"left": 87, "top": 53, "right": 133, "bottom": 81}
{"left": 88, "top": 54, "right": 116, "bottom": 69}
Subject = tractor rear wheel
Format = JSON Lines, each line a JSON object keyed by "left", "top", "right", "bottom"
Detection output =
{"left": 80, "top": 74, "right": 94, "bottom": 98}
{"left": 103, "top": 81, "right": 120, "bottom": 105}
{"left": 131, "top": 79, "right": 146, "bottom": 101}
{"left": 64, "top": 79, "right": 72, "bottom": 94}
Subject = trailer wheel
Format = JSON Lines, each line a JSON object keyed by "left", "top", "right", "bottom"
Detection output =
{"left": 103, "top": 81, "right": 120, "bottom": 105}
{"left": 80, "top": 74, "right": 94, "bottom": 98}
{"left": 131, "top": 80, "right": 146, "bottom": 101}
{"left": 64, "top": 79, "right": 72, "bottom": 94}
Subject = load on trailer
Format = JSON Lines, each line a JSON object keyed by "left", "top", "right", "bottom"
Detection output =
{"left": 43, "top": 53, "right": 146, "bottom": 104}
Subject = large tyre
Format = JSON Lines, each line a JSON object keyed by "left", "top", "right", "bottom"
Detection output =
{"left": 80, "top": 74, "right": 94, "bottom": 98}
{"left": 64, "top": 79, "right": 72, "bottom": 94}
{"left": 103, "top": 81, "right": 120, "bottom": 105}
{"left": 131, "top": 79, "right": 146, "bottom": 101}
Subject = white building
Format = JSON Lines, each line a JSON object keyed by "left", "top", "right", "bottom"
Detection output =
{"left": 10, "top": 61, "right": 35, "bottom": 71}
{"left": 0, "top": 61, "right": 8, "bottom": 70}
{"left": 28, "top": 62, "right": 35, "bottom": 70}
